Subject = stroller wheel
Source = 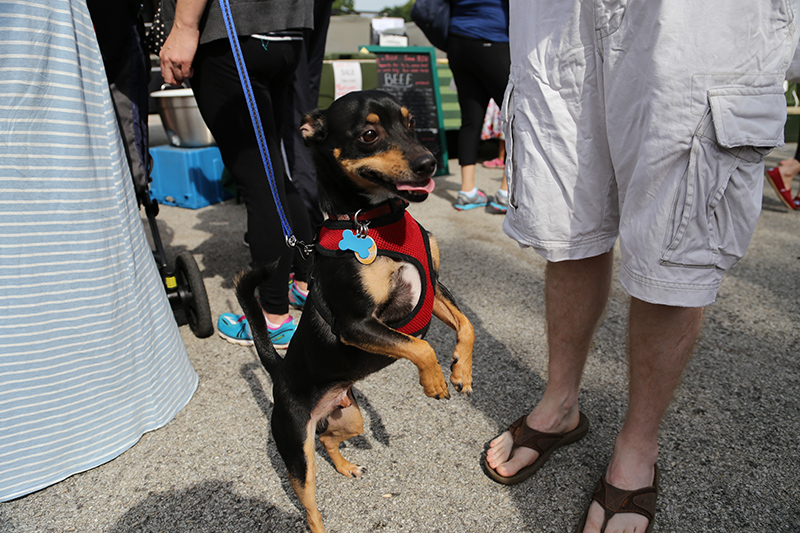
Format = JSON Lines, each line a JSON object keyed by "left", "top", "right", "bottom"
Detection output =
{"left": 174, "top": 251, "right": 214, "bottom": 338}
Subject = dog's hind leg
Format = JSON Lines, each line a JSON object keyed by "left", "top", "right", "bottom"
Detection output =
{"left": 273, "top": 406, "right": 326, "bottom": 532}
{"left": 286, "top": 422, "right": 325, "bottom": 533}
{"left": 318, "top": 387, "right": 365, "bottom": 478}
{"left": 432, "top": 282, "right": 475, "bottom": 394}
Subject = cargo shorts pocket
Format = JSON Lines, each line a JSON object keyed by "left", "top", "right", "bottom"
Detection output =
{"left": 660, "top": 87, "right": 786, "bottom": 270}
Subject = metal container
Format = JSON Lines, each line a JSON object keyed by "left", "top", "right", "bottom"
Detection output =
{"left": 150, "top": 86, "right": 216, "bottom": 147}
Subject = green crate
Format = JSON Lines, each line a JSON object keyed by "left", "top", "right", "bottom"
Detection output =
{"left": 436, "top": 61, "right": 461, "bottom": 131}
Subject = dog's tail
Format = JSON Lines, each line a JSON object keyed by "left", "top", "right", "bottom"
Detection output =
{"left": 235, "top": 262, "right": 282, "bottom": 377}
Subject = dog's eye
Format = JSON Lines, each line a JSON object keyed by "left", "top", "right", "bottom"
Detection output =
{"left": 408, "top": 117, "right": 416, "bottom": 130}
{"left": 361, "top": 129, "right": 378, "bottom": 143}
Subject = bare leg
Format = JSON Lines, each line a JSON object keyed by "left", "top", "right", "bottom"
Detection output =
{"left": 265, "top": 312, "right": 291, "bottom": 325}
{"left": 499, "top": 172, "right": 508, "bottom": 193}
{"left": 581, "top": 299, "right": 703, "bottom": 533}
{"left": 778, "top": 158, "right": 800, "bottom": 188}
{"left": 460, "top": 164, "right": 476, "bottom": 192}
{"left": 486, "top": 252, "right": 613, "bottom": 476}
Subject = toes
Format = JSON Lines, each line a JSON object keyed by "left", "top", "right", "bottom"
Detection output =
{"left": 581, "top": 501, "right": 606, "bottom": 533}
{"left": 489, "top": 430, "right": 511, "bottom": 449}
{"left": 486, "top": 432, "right": 512, "bottom": 468}
{"left": 493, "top": 447, "right": 540, "bottom": 478}
{"left": 485, "top": 450, "right": 503, "bottom": 469}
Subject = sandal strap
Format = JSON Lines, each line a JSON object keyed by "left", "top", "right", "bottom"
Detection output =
{"left": 592, "top": 475, "right": 657, "bottom": 524}
{"left": 507, "top": 416, "right": 570, "bottom": 455}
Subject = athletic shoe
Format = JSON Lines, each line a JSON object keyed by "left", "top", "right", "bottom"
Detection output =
{"left": 217, "top": 313, "right": 296, "bottom": 349}
{"left": 218, "top": 313, "right": 253, "bottom": 346}
{"left": 288, "top": 280, "right": 307, "bottom": 309}
{"left": 486, "top": 190, "right": 508, "bottom": 214}
{"left": 482, "top": 157, "right": 505, "bottom": 169}
{"left": 266, "top": 316, "right": 296, "bottom": 349}
{"left": 454, "top": 189, "right": 488, "bottom": 211}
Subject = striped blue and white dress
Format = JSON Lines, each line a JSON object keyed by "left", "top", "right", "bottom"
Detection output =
{"left": 0, "top": 0, "right": 198, "bottom": 501}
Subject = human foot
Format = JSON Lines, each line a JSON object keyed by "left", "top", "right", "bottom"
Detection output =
{"left": 766, "top": 167, "right": 798, "bottom": 210}
{"left": 483, "top": 411, "right": 589, "bottom": 485}
{"left": 576, "top": 463, "right": 658, "bottom": 533}
{"left": 778, "top": 158, "right": 800, "bottom": 186}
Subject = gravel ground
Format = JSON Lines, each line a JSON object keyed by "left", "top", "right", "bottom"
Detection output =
{"left": 1, "top": 146, "right": 799, "bottom": 533}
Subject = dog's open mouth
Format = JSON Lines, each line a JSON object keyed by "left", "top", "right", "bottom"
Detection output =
{"left": 396, "top": 178, "right": 435, "bottom": 194}
{"left": 359, "top": 170, "right": 435, "bottom": 199}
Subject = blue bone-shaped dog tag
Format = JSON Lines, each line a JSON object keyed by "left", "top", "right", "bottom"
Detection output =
{"left": 338, "top": 229, "right": 377, "bottom": 264}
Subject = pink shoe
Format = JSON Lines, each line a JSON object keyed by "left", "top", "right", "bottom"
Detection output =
{"left": 482, "top": 157, "right": 505, "bottom": 169}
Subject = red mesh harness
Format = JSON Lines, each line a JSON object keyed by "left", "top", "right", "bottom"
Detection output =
{"left": 315, "top": 198, "right": 437, "bottom": 337}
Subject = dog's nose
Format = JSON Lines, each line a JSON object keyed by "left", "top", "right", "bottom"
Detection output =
{"left": 411, "top": 154, "right": 437, "bottom": 177}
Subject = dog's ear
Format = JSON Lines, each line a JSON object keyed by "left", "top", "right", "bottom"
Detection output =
{"left": 300, "top": 110, "right": 327, "bottom": 143}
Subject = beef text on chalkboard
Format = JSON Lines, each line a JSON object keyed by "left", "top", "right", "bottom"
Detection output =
{"left": 368, "top": 47, "right": 449, "bottom": 175}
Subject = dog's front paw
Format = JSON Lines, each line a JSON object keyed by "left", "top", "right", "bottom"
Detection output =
{"left": 419, "top": 367, "right": 450, "bottom": 399}
{"left": 449, "top": 351, "right": 473, "bottom": 395}
{"left": 450, "top": 364, "right": 473, "bottom": 395}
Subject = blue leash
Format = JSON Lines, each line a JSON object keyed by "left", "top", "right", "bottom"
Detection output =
{"left": 218, "top": 0, "right": 305, "bottom": 252}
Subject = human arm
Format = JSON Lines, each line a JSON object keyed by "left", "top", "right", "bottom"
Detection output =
{"left": 159, "top": 0, "right": 208, "bottom": 85}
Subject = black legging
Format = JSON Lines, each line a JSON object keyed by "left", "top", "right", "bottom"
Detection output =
{"left": 191, "top": 36, "right": 312, "bottom": 315}
{"left": 446, "top": 33, "right": 510, "bottom": 167}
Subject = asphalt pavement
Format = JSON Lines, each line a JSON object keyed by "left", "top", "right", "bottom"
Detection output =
{"left": 1, "top": 143, "right": 799, "bottom": 533}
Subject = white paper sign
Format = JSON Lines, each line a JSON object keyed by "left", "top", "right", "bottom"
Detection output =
{"left": 332, "top": 61, "right": 363, "bottom": 100}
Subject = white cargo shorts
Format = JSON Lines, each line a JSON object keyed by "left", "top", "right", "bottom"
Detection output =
{"left": 502, "top": 0, "right": 797, "bottom": 307}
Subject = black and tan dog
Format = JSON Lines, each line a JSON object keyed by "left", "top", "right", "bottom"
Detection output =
{"left": 235, "top": 90, "right": 474, "bottom": 533}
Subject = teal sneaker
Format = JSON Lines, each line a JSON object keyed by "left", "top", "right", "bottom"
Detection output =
{"left": 218, "top": 313, "right": 296, "bottom": 349}
{"left": 266, "top": 316, "right": 296, "bottom": 349}
{"left": 218, "top": 313, "right": 253, "bottom": 346}
{"left": 454, "top": 189, "right": 488, "bottom": 211}
{"left": 288, "top": 280, "right": 307, "bottom": 309}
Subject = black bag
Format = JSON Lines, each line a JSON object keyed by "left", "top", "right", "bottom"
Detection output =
{"left": 144, "top": 4, "right": 167, "bottom": 55}
{"left": 410, "top": 0, "right": 450, "bottom": 51}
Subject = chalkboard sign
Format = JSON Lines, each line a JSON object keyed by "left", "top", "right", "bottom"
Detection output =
{"left": 365, "top": 46, "right": 449, "bottom": 175}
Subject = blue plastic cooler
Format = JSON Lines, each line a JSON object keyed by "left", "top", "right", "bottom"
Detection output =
{"left": 149, "top": 145, "right": 231, "bottom": 209}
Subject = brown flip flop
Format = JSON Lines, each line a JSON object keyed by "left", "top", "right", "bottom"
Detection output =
{"left": 574, "top": 464, "right": 660, "bottom": 533}
{"left": 482, "top": 412, "right": 590, "bottom": 485}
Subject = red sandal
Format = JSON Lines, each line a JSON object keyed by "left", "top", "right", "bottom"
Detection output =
{"left": 765, "top": 167, "right": 797, "bottom": 210}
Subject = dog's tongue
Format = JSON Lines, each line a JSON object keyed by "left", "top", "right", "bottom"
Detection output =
{"left": 396, "top": 178, "right": 435, "bottom": 194}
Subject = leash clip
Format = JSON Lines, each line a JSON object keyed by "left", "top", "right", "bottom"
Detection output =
{"left": 285, "top": 234, "right": 315, "bottom": 259}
